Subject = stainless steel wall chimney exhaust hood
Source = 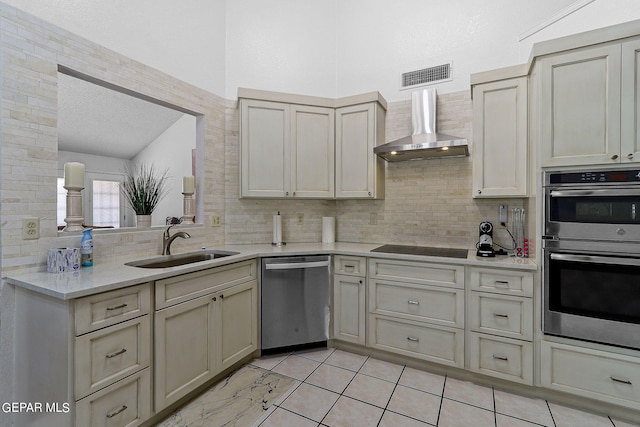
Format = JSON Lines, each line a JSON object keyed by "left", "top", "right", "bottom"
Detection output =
{"left": 374, "top": 88, "right": 468, "bottom": 162}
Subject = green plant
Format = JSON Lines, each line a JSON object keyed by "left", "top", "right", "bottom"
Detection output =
{"left": 121, "top": 163, "right": 170, "bottom": 215}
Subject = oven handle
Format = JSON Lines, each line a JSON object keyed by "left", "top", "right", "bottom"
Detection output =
{"left": 550, "top": 253, "right": 640, "bottom": 266}
{"left": 550, "top": 189, "right": 640, "bottom": 197}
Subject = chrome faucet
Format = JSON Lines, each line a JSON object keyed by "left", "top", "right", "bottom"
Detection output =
{"left": 162, "top": 225, "right": 191, "bottom": 255}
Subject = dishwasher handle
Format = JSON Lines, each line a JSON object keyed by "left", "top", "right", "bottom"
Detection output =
{"left": 264, "top": 260, "right": 330, "bottom": 270}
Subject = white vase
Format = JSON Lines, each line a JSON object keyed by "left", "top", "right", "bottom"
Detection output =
{"left": 136, "top": 214, "right": 152, "bottom": 228}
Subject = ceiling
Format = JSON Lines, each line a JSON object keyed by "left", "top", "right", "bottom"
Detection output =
{"left": 57, "top": 72, "right": 185, "bottom": 159}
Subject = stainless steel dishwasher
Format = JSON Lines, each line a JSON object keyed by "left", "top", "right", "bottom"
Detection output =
{"left": 261, "top": 255, "right": 331, "bottom": 354}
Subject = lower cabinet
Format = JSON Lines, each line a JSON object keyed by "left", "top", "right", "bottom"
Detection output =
{"left": 154, "top": 275, "right": 258, "bottom": 411}
{"left": 333, "top": 274, "right": 366, "bottom": 345}
{"left": 541, "top": 340, "right": 640, "bottom": 410}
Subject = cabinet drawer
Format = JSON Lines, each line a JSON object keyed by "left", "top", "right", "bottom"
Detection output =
{"left": 75, "top": 283, "right": 151, "bottom": 335}
{"left": 369, "top": 279, "right": 464, "bottom": 328}
{"left": 541, "top": 341, "right": 640, "bottom": 409}
{"left": 156, "top": 260, "right": 257, "bottom": 309}
{"left": 469, "top": 267, "right": 533, "bottom": 297}
{"left": 368, "top": 315, "right": 464, "bottom": 368}
{"left": 469, "top": 292, "right": 533, "bottom": 340}
{"left": 75, "top": 316, "right": 151, "bottom": 399}
{"left": 334, "top": 255, "right": 366, "bottom": 276}
{"left": 369, "top": 258, "right": 464, "bottom": 289}
{"left": 468, "top": 332, "right": 533, "bottom": 385}
{"left": 76, "top": 367, "right": 151, "bottom": 427}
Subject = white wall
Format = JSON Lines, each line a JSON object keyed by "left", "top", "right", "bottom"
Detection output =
{"left": 1, "top": 0, "right": 227, "bottom": 96}
{"left": 134, "top": 114, "right": 197, "bottom": 226}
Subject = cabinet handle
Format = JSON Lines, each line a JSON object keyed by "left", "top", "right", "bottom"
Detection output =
{"left": 106, "top": 303, "right": 127, "bottom": 311}
{"left": 220, "top": 294, "right": 224, "bottom": 299}
{"left": 492, "top": 354, "right": 509, "bottom": 361}
{"left": 610, "top": 376, "right": 632, "bottom": 385}
{"left": 105, "top": 348, "right": 127, "bottom": 359}
{"left": 611, "top": 154, "right": 619, "bottom": 160}
{"left": 628, "top": 153, "right": 634, "bottom": 160}
{"left": 359, "top": 280, "right": 363, "bottom": 284}
{"left": 368, "top": 192, "right": 372, "bottom": 197}
{"left": 493, "top": 313, "right": 509, "bottom": 318}
{"left": 494, "top": 280, "right": 510, "bottom": 287}
{"left": 285, "top": 192, "right": 289, "bottom": 196}
{"left": 212, "top": 296, "right": 217, "bottom": 301}
{"left": 407, "top": 300, "right": 420, "bottom": 305}
{"left": 477, "top": 190, "right": 482, "bottom": 194}
{"left": 106, "top": 405, "right": 127, "bottom": 418}
{"left": 406, "top": 336, "right": 419, "bottom": 342}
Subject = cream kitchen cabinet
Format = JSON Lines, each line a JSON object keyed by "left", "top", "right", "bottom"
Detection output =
{"left": 240, "top": 99, "right": 335, "bottom": 198}
{"left": 537, "top": 43, "right": 627, "bottom": 167}
{"left": 367, "top": 258, "right": 465, "bottom": 368}
{"left": 14, "top": 283, "right": 152, "bottom": 427}
{"left": 333, "top": 255, "right": 367, "bottom": 345}
{"left": 467, "top": 267, "right": 534, "bottom": 385}
{"left": 335, "top": 102, "right": 386, "bottom": 199}
{"left": 154, "top": 260, "right": 258, "bottom": 410}
{"left": 472, "top": 74, "right": 528, "bottom": 197}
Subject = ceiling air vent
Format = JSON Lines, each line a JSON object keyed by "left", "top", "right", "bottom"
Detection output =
{"left": 401, "top": 62, "right": 452, "bottom": 90}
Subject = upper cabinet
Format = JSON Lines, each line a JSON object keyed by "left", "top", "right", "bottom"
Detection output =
{"left": 472, "top": 72, "right": 528, "bottom": 197}
{"left": 239, "top": 89, "right": 386, "bottom": 199}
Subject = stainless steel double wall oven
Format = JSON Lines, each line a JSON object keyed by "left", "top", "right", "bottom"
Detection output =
{"left": 543, "top": 169, "right": 640, "bottom": 350}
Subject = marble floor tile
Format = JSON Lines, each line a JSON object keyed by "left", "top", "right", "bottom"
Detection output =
{"left": 305, "top": 362, "right": 356, "bottom": 393}
{"left": 358, "top": 357, "right": 404, "bottom": 383}
{"left": 259, "top": 408, "right": 318, "bottom": 427}
{"left": 295, "top": 346, "right": 336, "bottom": 362}
{"left": 496, "top": 413, "right": 548, "bottom": 427}
{"left": 280, "top": 382, "right": 339, "bottom": 422}
{"left": 549, "top": 403, "right": 617, "bottom": 427}
{"left": 398, "top": 366, "right": 446, "bottom": 396}
{"left": 387, "top": 384, "right": 441, "bottom": 425}
{"left": 443, "top": 377, "right": 494, "bottom": 411}
{"left": 250, "top": 353, "right": 289, "bottom": 370}
{"left": 324, "top": 349, "right": 368, "bottom": 371}
{"left": 494, "top": 389, "right": 554, "bottom": 427}
{"left": 438, "top": 398, "right": 496, "bottom": 427}
{"left": 342, "top": 373, "right": 396, "bottom": 408}
{"left": 322, "top": 396, "right": 384, "bottom": 427}
{"left": 379, "top": 410, "right": 431, "bottom": 427}
{"left": 612, "top": 418, "right": 640, "bottom": 427}
{"left": 271, "top": 354, "right": 321, "bottom": 381}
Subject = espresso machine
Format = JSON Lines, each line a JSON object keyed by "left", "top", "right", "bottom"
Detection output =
{"left": 476, "top": 221, "right": 496, "bottom": 257}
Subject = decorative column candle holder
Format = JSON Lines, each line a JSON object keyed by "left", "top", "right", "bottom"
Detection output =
{"left": 63, "top": 162, "right": 86, "bottom": 232}
{"left": 181, "top": 192, "right": 195, "bottom": 224}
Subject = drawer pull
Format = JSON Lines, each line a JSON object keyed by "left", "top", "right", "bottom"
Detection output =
{"left": 105, "top": 348, "right": 127, "bottom": 358}
{"left": 494, "top": 280, "right": 510, "bottom": 287}
{"left": 493, "top": 313, "right": 509, "bottom": 318}
{"left": 406, "top": 336, "right": 419, "bottom": 342}
{"left": 344, "top": 264, "right": 355, "bottom": 271}
{"left": 492, "top": 354, "right": 509, "bottom": 361}
{"left": 610, "top": 376, "right": 632, "bottom": 385}
{"left": 106, "top": 303, "right": 128, "bottom": 311}
{"left": 106, "top": 405, "right": 127, "bottom": 418}
{"left": 407, "top": 300, "right": 420, "bottom": 305}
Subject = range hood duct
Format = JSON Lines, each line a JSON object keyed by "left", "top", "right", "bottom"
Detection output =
{"left": 374, "top": 88, "right": 469, "bottom": 161}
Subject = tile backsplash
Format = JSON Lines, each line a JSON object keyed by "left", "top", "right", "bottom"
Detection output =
{"left": 224, "top": 92, "right": 524, "bottom": 250}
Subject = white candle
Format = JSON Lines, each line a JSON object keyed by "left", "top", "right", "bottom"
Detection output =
{"left": 183, "top": 176, "right": 195, "bottom": 194}
{"left": 64, "top": 162, "right": 85, "bottom": 188}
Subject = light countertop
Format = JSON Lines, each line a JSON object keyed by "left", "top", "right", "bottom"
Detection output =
{"left": 5, "top": 242, "right": 536, "bottom": 300}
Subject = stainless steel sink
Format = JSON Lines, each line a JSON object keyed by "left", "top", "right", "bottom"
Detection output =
{"left": 125, "top": 250, "right": 239, "bottom": 268}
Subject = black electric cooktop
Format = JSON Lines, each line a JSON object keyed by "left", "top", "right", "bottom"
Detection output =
{"left": 371, "top": 244, "right": 469, "bottom": 259}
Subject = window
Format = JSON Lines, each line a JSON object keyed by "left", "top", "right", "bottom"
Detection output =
{"left": 57, "top": 178, "right": 66, "bottom": 228}
{"left": 92, "top": 180, "right": 120, "bottom": 228}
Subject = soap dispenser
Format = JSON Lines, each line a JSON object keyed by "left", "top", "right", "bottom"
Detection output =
{"left": 81, "top": 228, "right": 93, "bottom": 267}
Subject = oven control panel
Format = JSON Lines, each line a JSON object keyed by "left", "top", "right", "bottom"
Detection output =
{"left": 547, "top": 169, "right": 640, "bottom": 185}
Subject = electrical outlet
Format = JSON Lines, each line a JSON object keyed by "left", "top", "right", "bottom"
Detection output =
{"left": 297, "top": 213, "right": 304, "bottom": 225}
{"left": 370, "top": 212, "right": 378, "bottom": 225}
{"left": 211, "top": 215, "right": 221, "bottom": 227}
{"left": 22, "top": 217, "right": 40, "bottom": 240}
{"left": 499, "top": 205, "right": 508, "bottom": 223}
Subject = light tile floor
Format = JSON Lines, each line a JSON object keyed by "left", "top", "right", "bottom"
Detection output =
{"left": 250, "top": 347, "right": 640, "bottom": 427}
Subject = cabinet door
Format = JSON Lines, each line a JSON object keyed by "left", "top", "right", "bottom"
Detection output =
{"left": 291, "top": 105, "right": 335, "bottom": 198}
{"left": 336, "top": 103, "right": 381, "bottom": 198}
{"left": 472, "top": 77, "right": 527, "bottom": 197}
{"left": 240, "top": 99, "right": 291, "bottom": 197}
{"left": 539, "top": 44, "right": 621, "bottom": 167}
{"left": 154, "top": 295, "right": 215, "bottom": 410}
{"left": 621, "top": 38, "right": 640, "bottom": 163}
{"left": 216, "top": 280, "right": 258, "bottom": 372}
{"left": 333, "top": 274, "right": 366, "bottom": 345}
